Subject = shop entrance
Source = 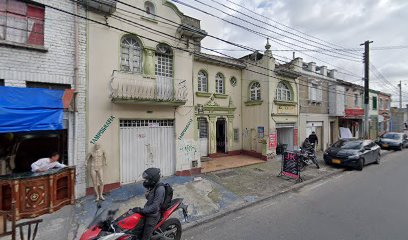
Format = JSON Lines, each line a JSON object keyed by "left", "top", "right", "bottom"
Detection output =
{"left": 216, "top": 118, "right": 226, "bottom": 153}
{"left": 276, "top": 126, "right": 294, "bottom": 152}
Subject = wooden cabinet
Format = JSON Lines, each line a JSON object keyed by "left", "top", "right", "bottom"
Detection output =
{"left": 0, "top": 167, "right": 75, "bottom": 220}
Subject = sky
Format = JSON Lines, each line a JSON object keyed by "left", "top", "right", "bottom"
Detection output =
{"left": 173, "top": 0, "right": 408, "bottom": 106}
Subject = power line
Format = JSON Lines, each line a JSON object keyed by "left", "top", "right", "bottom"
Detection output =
{"left": 53, "top": 1, "right": 363, "bottom": 99}
{"left": 174, "top": 0, "right": 361, "bottom": 63}
{"left": 206, "top": 0, "right": 361, "bottom": 60}
{"left": 224, "top": 0, "right": 362, "bottom": 57}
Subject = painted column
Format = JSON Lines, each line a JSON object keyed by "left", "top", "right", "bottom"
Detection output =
{"left": 209, "top": 116, "right": 217, "bottom": 154}
{"left": 144, "top": 48, "right": 155, "bottom": 77}
{"left": 227, "top": 117, "right": 234, "bottom": 150}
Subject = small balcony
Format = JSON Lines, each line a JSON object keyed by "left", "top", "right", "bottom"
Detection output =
{"left": 177, "top": 15, "right": 207, "bottom": 41}
{"left": 110, "top": 71, "right": 188, "bottom": 106}
{"left": 79, "top": 0, "right": 116, "bottom": 15}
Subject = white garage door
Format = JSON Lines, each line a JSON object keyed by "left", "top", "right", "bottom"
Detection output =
{"left": 120, "top": 119, "right": 176, "bottom": 184}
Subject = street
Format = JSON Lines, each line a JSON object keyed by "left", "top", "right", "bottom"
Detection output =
{"left": 183, "top": 150, "right": 408, "bottom": 240}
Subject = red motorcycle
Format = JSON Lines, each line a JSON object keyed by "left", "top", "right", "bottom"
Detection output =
{"left": 80, "top": 198, "right": 188, "bottom": 240}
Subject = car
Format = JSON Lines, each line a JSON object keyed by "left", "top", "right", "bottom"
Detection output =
{"left": 324, "top": 139, "right": 381, "bottom": 171}
{"left": 376, "top": 132, "right": 408, "bottom": 151}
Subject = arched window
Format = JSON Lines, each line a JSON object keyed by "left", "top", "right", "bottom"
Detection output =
{"left": 155, "top": 44, "right": 173, "bottom": 77}
{"left": 250, "top": 81, "right": 261, "bottom": 101}
{"left": 215, "top": 73, "right": 225, "bottom": 94}
{"left": 276, "top": 82, "right": 292, "bottom": 101}
{"left": 197, "top": 70, "right": 208, "bottom": 92}
{"left": 120, "top": 35, "right": 142, "bottom": 73}
{"left": 144, "top": 1, "right": 155, "bottom": 16}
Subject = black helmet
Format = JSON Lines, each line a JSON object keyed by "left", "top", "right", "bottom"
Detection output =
{"left": 142, "top": 168, "right": 161, "bottom": 189}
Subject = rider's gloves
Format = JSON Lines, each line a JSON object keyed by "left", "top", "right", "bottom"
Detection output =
{"left": 132, "top": 207, "right": 143, "bottom": 213}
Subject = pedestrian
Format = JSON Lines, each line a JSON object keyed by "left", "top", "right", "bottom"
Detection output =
{"left": 308, "top": 131, "right": 319, "bottom": 150}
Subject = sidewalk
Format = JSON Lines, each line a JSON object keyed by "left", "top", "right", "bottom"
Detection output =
{"left": 17, "top": 154, "right": 343, "bottom": 240}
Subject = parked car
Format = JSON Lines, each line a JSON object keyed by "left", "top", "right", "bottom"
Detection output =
{"left": 376, "top": 132, "right": 408, "bottom": 151}
{"left": 324, "top": 139, "right": 380, "bottom": 170}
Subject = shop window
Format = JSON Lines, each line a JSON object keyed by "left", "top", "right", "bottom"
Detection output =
{"left": 120, "top": 35, "right": 142, "bottom": 73}
{"left": 276, "top": 82, "right": 292, "bottom": 101}
{"left": 0, "top": 0, "right": 45, "bottom": 46}
{"left": 155, "top": 43, "right": 173, "bottom": 77}
{"left": 233, "top": 128, "right": 239, "bottom": 142}
{"left": 249, "top": 81, "right": 261, "bottom": 101}
{"left": 372, "top": 96, "right": 377, "bottom": 110}
{"left": 197, "top": 70, "right": 208, "bottom": 92}
{"left": 215, "top": 73, "right": 225, "bottom": 94}
{"left": 26, "top": 82, "right": 71, "bottom": 90}
{"left": 197, "top": 117, "right": 208, "bottom": 138}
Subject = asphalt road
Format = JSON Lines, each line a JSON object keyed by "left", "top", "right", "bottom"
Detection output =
{"left": 183, "top": 149, "right": 408, "bottom": 240}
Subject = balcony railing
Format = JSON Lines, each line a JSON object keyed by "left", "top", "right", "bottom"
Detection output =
{"left": 110, "top": 71, "right": 187, "bottom": 105}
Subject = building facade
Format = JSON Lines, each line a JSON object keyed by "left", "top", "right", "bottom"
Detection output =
{"left": 377, "top": 92, "right": 391, "bottom": 135}
{"left": 0, "top": 0, "right": 87, "bottom": 197}
{"left": 369, "top": 90, "right": 379, "bottom": 139}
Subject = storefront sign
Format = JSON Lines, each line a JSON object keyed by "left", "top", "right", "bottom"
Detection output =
{"left": 293, "top": 128, "right": 298, "bottom": 146}
{"left": 269, "top": 133, "right": 277, "bottom": 150}
{"left": 278, "top": 151, "right": 303, "bottom": 182}
{"left": 345, "top": 108, "right": 364, "bottom": 117}
{"left": 258, "top": 126, "right": 264, "bottom": 138}
{"left": 277, "top": 105, "right": 296, "bottom": 114}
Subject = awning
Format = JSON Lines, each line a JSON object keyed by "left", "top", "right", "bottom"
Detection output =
{"left": 0, "top": 86, "right": 68, "bottom": 133}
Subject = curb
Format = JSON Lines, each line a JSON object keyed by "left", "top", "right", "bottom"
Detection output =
{"left": 183, "top": 168, "right": 344, "bottom": 231}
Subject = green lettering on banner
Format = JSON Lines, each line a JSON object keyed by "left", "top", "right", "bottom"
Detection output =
{"left": 90, "top": 116, "right": 116, "bottom": 144}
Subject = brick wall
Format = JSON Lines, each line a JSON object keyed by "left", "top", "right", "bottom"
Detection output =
{"left": 0, "top": 0, "right": 87, "bottom": 198}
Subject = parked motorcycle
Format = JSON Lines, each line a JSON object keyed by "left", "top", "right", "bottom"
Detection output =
{"left": 80, "top": 199, "right": 188, "bottom": 240}
{"left": 299, "top": 144, "right": 320, "bottom": 170}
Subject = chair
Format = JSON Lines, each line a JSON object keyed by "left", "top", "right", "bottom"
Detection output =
{"left": 0, "top": 202, "right": 16, "bottom": 240}
{"left": 15, "top": 219, "right": 43, "bottom": 240}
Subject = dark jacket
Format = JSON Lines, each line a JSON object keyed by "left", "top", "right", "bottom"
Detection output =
{"left": 142, "top": 184, "right": 165, "bottom": 217}
{"left": 308, "top": 133, "right": 318, "bottom": 144}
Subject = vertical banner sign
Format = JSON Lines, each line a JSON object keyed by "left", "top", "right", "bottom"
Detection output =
{"left": 278, "top": 151, "right": 303, "bottom": 183}
{"left": 269, "top": 132, "right": 277, "bottom": 150}
{"left": 293, "top": 128, "right": 298, "bottom": 146}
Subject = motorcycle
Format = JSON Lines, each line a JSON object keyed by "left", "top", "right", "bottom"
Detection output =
{"left": 80, "top": 198, "right": 188, "bottom": 240}
{"left": 299, "top": 143, "right": 320, "bottom": 170}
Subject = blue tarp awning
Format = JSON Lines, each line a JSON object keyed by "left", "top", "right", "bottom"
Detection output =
{"left": 0, "top": 86, "right": 65, "bottom": 133}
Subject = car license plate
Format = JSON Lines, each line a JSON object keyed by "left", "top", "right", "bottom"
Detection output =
{"left": 332, "top": 159, "right": 341, "bottom": 164}
{"left": 383, "top": 144, "right": 389, "bottom": 148}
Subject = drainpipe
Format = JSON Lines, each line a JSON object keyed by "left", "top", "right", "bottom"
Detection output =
{"left": 73, "top": 2, "right": 79, "bottom": 167}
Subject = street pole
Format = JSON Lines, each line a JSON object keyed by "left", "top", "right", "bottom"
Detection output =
{"left": 398, "top": 80, "right": 402, "bottom": 109}
{"left": 361, "top": 40, "right": 373, "bottom": 139}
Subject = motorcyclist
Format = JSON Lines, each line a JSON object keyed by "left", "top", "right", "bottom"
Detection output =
{"left": 302, "top": 138, "right": 312, "bottom": 149}
{"left": 132, "top": 168, "right": 165, "bottom": 240}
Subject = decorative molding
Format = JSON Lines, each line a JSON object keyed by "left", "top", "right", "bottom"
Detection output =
{"left": 195, "top": 92, "right": 212, "bottom": 97}
{"left": 214, "top": 93, "right": 228, "bottom": 99}
{"left": 0, "top": 40, "right": 48, "bottom": 52}
{"left": 204, "top": 94, "right": 220, "bottom": 106}
{"left": 140, "top": 16, "right": 159, "bottom": 24}
{"left": 245, "top": 100, "right": 263, "bottom": 106}
{"left": 274, "top": 100, "right": 297, "bottom": 106}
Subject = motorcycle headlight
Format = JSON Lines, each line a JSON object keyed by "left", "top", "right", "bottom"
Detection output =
{"left": 348, "top": 154, "right": 360, "bottom": 159}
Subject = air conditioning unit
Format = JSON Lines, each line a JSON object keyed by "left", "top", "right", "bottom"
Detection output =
{"left": 79, "top": 0, "right": 116, "bottom": 15}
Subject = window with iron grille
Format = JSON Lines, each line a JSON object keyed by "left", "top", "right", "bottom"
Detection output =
{"left": 120, "top": 36, "right": 142, "bottom": 73}
{"left": 233, "top": 128, "right": 239, "bottom": 142}
{"left": 120, "top": 119, "right": 174, "bottom": 127}
{"left": 155, "top": 44, "right": 173, "bottom": 77}
{"left": 197, "top": 70, "right": 208, "bottom": 92}
{"left": 215, "top": 73, "right": 225, "bottom": 94}
{"left": 197, "top": 117, "right": 208, "bottom": 138}
{"left": 276, "top": 82, "right": 291, "bottom": 101}
{"left": 0, "top": 0, "right": 45, "bottom": 46}
{"left": 249, "top": 81, "right": 261, "bottom": 101}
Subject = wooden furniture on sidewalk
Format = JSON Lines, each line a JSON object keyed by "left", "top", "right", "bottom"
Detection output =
{"left": 0, "top": 202, "right": 16, "bottom": 240}
{"left": 0, "top": 167, "right": 75, "bottom": 220}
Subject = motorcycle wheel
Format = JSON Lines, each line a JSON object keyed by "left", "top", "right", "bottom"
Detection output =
{"left": 158, "top": 218, "right": 182, "bottom": 240}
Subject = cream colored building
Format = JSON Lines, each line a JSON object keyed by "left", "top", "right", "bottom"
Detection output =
{"left": 85, "top": 0, "right": 206, "bottom": 191}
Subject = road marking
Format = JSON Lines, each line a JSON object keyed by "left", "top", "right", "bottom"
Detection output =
{"left": 232, "top": 215, "right": 244, "bottom": 221}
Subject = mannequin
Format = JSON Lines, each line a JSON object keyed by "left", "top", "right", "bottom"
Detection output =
{"left": 86, "top": 143, "right": 107, "bottom": 201}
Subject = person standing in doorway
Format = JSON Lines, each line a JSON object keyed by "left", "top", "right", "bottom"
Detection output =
{"left": 308, "top": 131, "right": 319, "bottom": 150}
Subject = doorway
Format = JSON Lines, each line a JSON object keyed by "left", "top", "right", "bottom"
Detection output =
{"left": 277, "top": 127, "right": 294, "bottom": 151}
{"left": 330, "top": 121, "right": 335, "bottom": 144}
{"left": 216, "top": 118, "right": 226, "bottom": 153}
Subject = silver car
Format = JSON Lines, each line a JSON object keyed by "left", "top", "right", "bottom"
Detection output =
{"left": 377, "top": 132, "right": 408, "bottom": 151}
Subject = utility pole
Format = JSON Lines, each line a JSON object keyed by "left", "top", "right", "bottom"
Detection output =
{"left": 361, "top": 40, "right": 373, "bottom": 139}
{"left": 398, "top": 81, "right": 402, "bottom": 109}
